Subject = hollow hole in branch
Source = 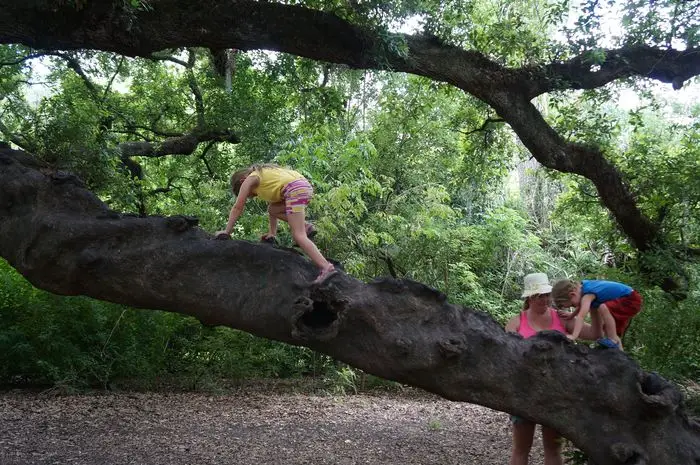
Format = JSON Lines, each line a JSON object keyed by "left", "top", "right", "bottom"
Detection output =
{"left": 640, "top": 372, "right": 666, "bottom": 396}
{"left": 299, "top": 300, "right": 337, "bottom": 329}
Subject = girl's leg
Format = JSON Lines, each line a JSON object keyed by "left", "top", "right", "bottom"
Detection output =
{"left": 268, "top": 202, "right": 286, "bottom": 221}
{"left": 541, "top": 426, "right": 564, "bottom": 465}
{"left": 510, "top": 420, "right": 535, "bottom": 465}
{"left": 287, "top": 211, "right": 335, "bottom": 281}
{"left": 268, "top": 202, "right": 315, "bottom": 237}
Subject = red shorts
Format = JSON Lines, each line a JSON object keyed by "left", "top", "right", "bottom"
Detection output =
{"left": 604, "top": 290, "right": 642, "bottom": 337}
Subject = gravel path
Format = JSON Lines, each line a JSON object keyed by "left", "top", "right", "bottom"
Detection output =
{"left": 0, "top": 383, "right": 550, "bottom": 464}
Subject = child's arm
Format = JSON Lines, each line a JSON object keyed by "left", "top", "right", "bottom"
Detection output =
{"left": 505, "top": 315, "right": 519, "bottom": 334}
{"left": 557, "top": 308, "right": 577, "bottom": 320}
{"left": 216, "top": 176, "right": 258, "bottom": 237}
{"left": 568, "top": 294, "right": 595, "bottom": 341}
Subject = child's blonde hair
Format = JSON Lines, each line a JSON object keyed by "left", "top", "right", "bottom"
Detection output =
{"left": 229, "top": 163, "right": 279, "bottom": 195}
{"left": 552, "top": 279, "right": 578, "bottom": 308}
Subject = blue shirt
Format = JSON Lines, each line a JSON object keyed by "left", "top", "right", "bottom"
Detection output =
{"left": 581, "top": 280, "right": 633, "bottom": 308}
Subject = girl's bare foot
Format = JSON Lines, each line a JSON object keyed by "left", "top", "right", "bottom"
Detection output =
{"left": 312, "top": 264, "right": 337, "bottom": 284}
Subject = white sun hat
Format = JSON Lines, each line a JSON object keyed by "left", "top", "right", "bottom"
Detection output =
{"left": 521, "top": 273, "right": 553, "bottom": 298}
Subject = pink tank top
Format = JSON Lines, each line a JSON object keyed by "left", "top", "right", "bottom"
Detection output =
{"left": 518, "top": 308, "right": 566, "bottom": 339}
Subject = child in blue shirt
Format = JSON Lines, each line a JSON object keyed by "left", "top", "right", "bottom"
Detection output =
{"left": 552, "top": 279, "right": 642, "bottom": 349}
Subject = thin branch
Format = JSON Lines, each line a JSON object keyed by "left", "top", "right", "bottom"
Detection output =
{"left": 148, "top": 176, "right": 181, "bottom": 195}
{"left": 0, "top": 50, "right": 99, "bottom": 95}
{"left": 148, "top": 53, "right": 189, "bottom": 67}
{"left": 199, "top": 141, "right": 217, "bottom": 178}
{"left": 0, "top": 52, "right": 50, "bottom": 66}
{"left": 457, "top": 117, "right": 506, "bottom": 136}
{"left": 102, "top": 56, "right": 125, "bottom": 101}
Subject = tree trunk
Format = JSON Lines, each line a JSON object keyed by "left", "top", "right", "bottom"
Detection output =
{"left": 1, "top": 145, "right": 699, "bottom": 464}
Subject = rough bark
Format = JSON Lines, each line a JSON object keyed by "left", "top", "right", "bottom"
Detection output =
{"left": 2, "top": 0, "right": 699, "bottom": 249}
{"left": 2, "top": 145, "right": 700, "bottom": 464}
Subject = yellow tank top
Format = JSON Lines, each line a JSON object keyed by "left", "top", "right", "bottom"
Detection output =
{"left": 249, "top": 167, "right": 304, "bottom": 202}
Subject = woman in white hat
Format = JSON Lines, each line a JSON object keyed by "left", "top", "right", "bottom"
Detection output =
{"left": 504, "top": 272, "right": 593, "bottom": 465}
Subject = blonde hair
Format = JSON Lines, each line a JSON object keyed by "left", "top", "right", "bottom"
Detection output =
{"left": 552, "top": 279, "right": 578, "bottom": 308}
{"left": 229, "top": 163, "right": 280, "bottom": 195}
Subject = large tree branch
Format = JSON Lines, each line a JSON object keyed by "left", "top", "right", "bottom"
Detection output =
{"left": 118, "top": 128, "right": 240, "bottom": 158}
{"left": 1, "top": 145, "right": 699, "bottom": 465}
{"left": 527, "top": 45, "right": 700, "bottom": 96}
{"left": 1, "top": 0, "right": 690, "bottom": 251}
{"left": 2, "top": 2, "right": 696, "bottom": 95}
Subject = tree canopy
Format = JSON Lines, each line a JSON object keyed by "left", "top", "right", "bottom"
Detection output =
{"left": 1, "top": 1, "right": 699, "bottom": 261}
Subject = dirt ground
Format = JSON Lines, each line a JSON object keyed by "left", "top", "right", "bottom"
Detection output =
{"left": 0, "top": 381, "right": 551, "bottom": 465}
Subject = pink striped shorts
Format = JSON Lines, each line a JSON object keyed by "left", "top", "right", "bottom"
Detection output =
{"left": 282, "top": 179, "right": 314, "bottom": 215}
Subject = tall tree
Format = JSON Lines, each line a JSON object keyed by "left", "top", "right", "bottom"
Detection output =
{"left": 1, "top": 1, "right": 700, "bottom": 463}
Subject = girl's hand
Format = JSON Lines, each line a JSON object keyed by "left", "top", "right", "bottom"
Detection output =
{"left": 260, "top": 233, "right": 276, "bottom": 244}
{"left": 214, "top": 230, "right": 231, "bottom": 240}
{"left": 567, "top": 334, "right": 577, "bottom": 341}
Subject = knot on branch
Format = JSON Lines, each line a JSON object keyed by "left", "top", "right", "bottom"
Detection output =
{"left": 291, "top": 295, "right": 344, "bottom": 342}
{"left": 165, "top": 215, "right": 199, "bottom": 232}
{"left": 438, "top": 338, "right": 466, "bottom": 359}
{"left": 51, "top": 171, "right": 86, "bottom": 188}
{"left": 77, "top": 248, "right": 103, "bottom": 270}
{"left": 393, "top": 337, "right": 413, "bottom": 357}
{"left": 529, "top": 339, "right": 555, "bottom": 352}
{"left": 523, "top": 331, "right": 569, "bottom": 360}
{"left": 610, "top": 442, "right": 647, "bottom": 465}
{"left": 638, "top": 371, "right": 682, "bottom": 413}
{"left": 370, "top": 277, "right": 447, "bottom": 304}
{"left": 532, "top": 330, "right": 568, "bottom": 346}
